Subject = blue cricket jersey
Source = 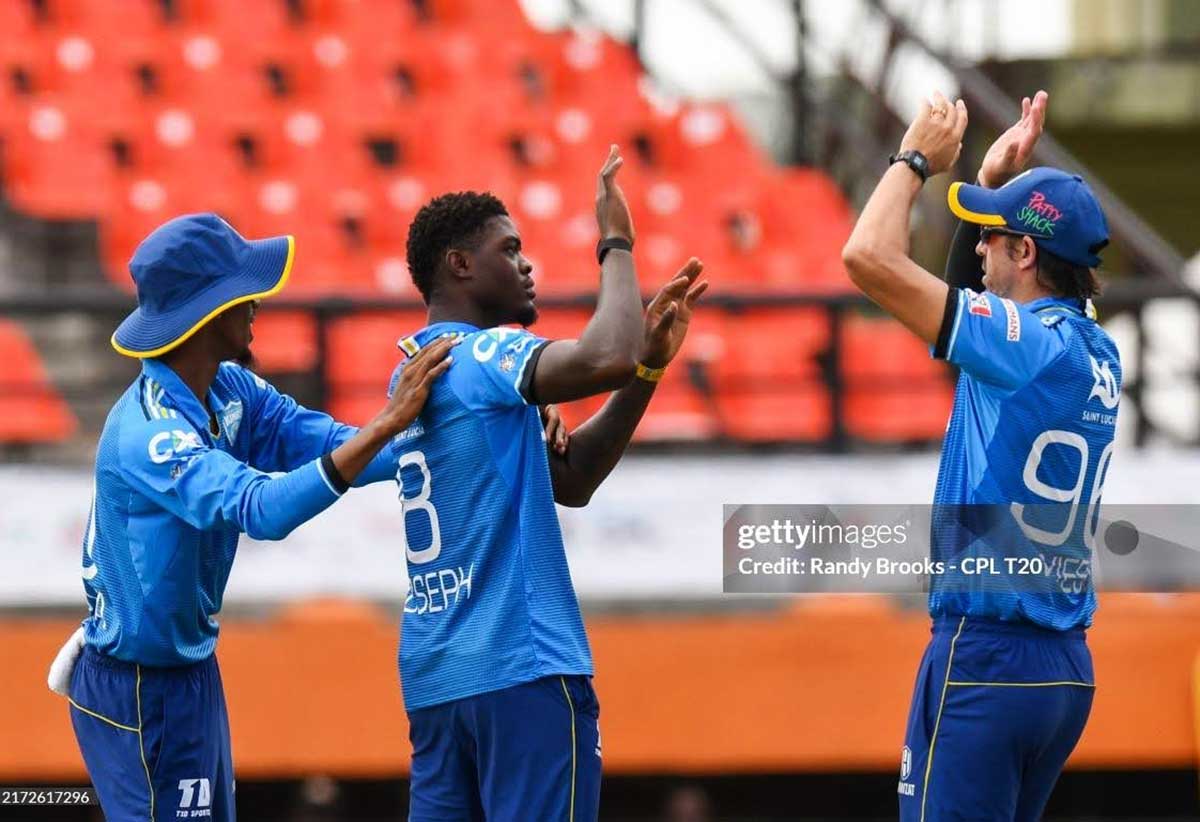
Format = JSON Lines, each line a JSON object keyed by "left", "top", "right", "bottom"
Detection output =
{"left": 387, "top": 322, "right": 593, "bottom": 711}
{"left": 930, "top": 289, "right": 1122, "bottom": 630}
{"left": 82, "top": 358, "right": 396, "bottom": 666}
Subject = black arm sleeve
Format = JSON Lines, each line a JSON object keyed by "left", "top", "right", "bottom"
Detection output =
{"left": 945, "top": 220, "right": 984, "bottom": 292}
{"left": 932, "top": 287, "right": 961, "bottom": 361}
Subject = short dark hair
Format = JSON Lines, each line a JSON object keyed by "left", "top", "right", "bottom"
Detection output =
{"left": 1005, "top": 237, "right": 1101, "bottom": 302}
{"left": 406, "top": 191, "right": 509, "bottom": 302}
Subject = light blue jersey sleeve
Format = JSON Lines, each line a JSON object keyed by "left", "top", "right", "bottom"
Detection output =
{"left": 938, "top": 288, "right": 1067, "bottom": 390}
{"left": 221, "top": 362, "right": 396, "bottom": 486}
{"left": 117, "top": 413, "right": 344, "bottom": 541}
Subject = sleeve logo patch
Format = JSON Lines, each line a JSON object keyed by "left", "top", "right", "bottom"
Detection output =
{"left": 498, "top": 352, "right": 516, "bottom": 372}
{"left": 967, "top": 290, "right": 992, "bottom": 317}
{"left": 1001, "top": 298, "right": 1021, "bottom": 341}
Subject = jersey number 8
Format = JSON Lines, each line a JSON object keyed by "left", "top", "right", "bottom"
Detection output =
{"left": 397, "top": 451, "right": 442, "bottom": 565}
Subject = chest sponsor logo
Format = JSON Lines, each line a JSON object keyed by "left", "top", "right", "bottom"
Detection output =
{"left": 149, "top": 430, "right": 203, "bottom": 464}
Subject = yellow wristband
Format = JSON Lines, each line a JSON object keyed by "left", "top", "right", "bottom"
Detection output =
{"left": 636, "top": 362, "right": 666, "bottom": 383}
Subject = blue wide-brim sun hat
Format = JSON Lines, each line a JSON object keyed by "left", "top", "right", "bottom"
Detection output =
{"left": 112, "top": 213, "right": 295, "bottom": 358}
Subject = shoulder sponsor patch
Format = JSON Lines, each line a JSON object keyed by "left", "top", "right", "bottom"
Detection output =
{"left": 1001, "top": 298, "right": 1020, "bottom": 341}
{"left": 967, "top": 290, "right": 992, "bottom": 317}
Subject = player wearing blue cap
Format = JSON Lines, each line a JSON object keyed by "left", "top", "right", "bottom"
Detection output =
{"left": 390, "top": 146, "right": 707, "bottom": 821}
{"left": 58, "top": 214, "right": 452, "bottom": 822}
{"left": 842, "top": 92, "right": 1120, "bottom": 820}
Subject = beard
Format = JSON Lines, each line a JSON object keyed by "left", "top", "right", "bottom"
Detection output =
{"left": 516, "top": 302, "right": 538, "bottom": 328}
{"left": 232, "top": 346, "right": 256, "bottom": 368}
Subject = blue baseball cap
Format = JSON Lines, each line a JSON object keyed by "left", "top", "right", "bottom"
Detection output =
{"left": 112, "top": 214, "right": 294, "bottom": 358}
{"left": 946, "top": 167, "right": 1109, "bottom": 268}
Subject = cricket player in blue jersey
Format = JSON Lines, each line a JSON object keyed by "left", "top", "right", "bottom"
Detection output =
{"left": 54, "top": 214, "right": 452, "bottom": 821}
{"left": 384, "top": 146, "right": 707, "bottom": 821}
{"left": 842, "top": 91, "right": 1120, "bottom": 820}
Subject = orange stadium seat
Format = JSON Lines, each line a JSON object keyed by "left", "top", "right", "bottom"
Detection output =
{"left": 325, "top": 309, "right": 428, "bottom": 424}
{"left": 0, "top": 320, "right": 77, "bottom": 443}
{"left": 250, "top": 311, "right": 319, "bottom": 373}
{"left": 840, "top": 316, "right": 955, "bottom": 441}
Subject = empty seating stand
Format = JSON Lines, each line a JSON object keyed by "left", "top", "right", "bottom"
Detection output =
{"left": 0, "top": 0, "right": 953, "bottom": 445}
{"left": 0, "top": 319, "right": 77, "bottom": 443}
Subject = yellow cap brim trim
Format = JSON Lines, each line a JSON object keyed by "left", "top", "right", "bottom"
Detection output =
{"left": 947, "top": 182, "right": 1007, "bottom": 226}
{"left": 111, "top": 235, "right": 296, "bottom": 359}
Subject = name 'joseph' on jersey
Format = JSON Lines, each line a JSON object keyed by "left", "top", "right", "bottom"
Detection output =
{"left": 930, "top": 290, "right": 1121, "bottom": 631}
{"left": 386, "top": 322, "right": 592, "bottom": 711}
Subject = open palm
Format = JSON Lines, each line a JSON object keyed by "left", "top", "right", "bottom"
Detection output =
{"left": 641, "top": 259, "right": 708, "bottom": 369}
{"left": 979, "top": 90, "right": 1048, "bottom": 188}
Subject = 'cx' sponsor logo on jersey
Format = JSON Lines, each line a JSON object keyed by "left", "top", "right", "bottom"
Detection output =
{"left": 149, "top": 430, "right": 203, "bottom": 464}
{"left": 1088, "top": 355, "right": 1120, "bottom": 409}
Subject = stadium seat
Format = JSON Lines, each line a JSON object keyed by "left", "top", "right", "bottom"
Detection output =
{"left": 840, "top": 316, "right": 955, "bottom": 441}
{"left": 325, "top": 309, "right": 428, "bottom": 424}
{"left": 0, "top": 320, "right": 77, "bottom": 443}
{"left": 251, "top": 310, "right": 319, "bottom": 373}
{"left": 715, "top": 386, "right": 832, "bottom": 442}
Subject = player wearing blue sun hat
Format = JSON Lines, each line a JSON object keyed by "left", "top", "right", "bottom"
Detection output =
{"left": 843, "top": 91, "right": 1120, "bottom": 820}
{"left": 52, "top": 213, "right": 452, "bottom": 822}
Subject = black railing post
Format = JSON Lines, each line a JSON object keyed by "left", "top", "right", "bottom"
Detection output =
{"left": 314, "top": 303, "right": 331, "bottom": 414}
{"left": 632, "top": 0, "right": 646, "bottom": 66}
{"left": 827, "top": 301, "right": 848, "bottom": 452}
{"left": 788, "top": 0, "right": 808, "bottom": 164}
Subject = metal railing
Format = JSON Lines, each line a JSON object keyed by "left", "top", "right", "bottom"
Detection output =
{"left": 0, "top": 279, "right": 1187, "bottom": 461}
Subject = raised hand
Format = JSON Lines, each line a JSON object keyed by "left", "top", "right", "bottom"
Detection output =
{"left": 375, "top": 337, "right": 454, "bottom": 436}
{"left": 978, "top": 90, "right": 1048, "bottom": 188}
{"left": 639, "top": 258, "right": 708, "bottom": 369}
{"left": 594, "top": 144, "right": 635, "bottom": 244}
{"left": 898, "top": 91, "right": 969, "bottom": 177}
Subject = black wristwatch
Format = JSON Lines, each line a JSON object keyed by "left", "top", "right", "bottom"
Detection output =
{"left": 596, "top": 236, "right": 633, "bottom": 264}
{"left": 889, "top": 150, "right": 930, "bottom": 183}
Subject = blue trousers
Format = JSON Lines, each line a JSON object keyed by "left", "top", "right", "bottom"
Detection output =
{"left": 898, "top": 616, "right": 1095, "bottom": 821}
{"left": 407, "top": 675, "right": 602, "bottom": 821}
{"left": 69, "top": 646, "right": 235, "bottom": 821}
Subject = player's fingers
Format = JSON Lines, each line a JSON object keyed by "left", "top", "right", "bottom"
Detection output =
{"left": 600, "top": 145, "right": 622, "bottom": 180}
{"left": 661, "top": 274, "right": 691, "bottom": 297}
{"left": 953, "top": 99, "right": 968, "bottom": 139}
{"left": 419, "top": 355, "right": 454, "bottom": 386}
{"left": 674, "top": 257, "right": 703, "bottom": 284}
{"left": 407, "top": 339, "right": 454, "bottom": 378}
{"left": 1030, "top": 90, "right": 1047, "bottom": 133}
{"left": 645, "top": 284, "right": 678, "bottom": 316}
{"left": 684, "top": 280, "right": 709, "bottom": 307}
{"left": 929, "top": 91, "right": 950, "bottom": 120}
{"left": 1020, "top": 96, "right": 1031, "bottom": 123}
